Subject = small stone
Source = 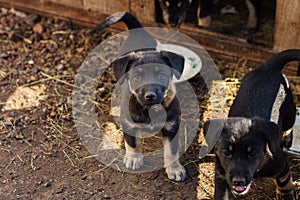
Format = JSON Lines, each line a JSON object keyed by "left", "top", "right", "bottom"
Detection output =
{"left": 32, "top": 23, "right": 43, "bottom": 34}
{"left": 81, "top": 175, "right": 87, "bottom": 180}
{"left": 28, "top": 60, "right": 34, "bottom": 65}
{"left": 44, "top": 182, "right": 51, "bottom": 187}
{"left": 56, "top": 64, "right": 65, "bottom": 71}
{"left": 15, "top": 133, "right": 24, "bottom": 140}
{"left": 99, "top": 188, "right": 105, "bottom": 193}
{"left": 56, "top": 188, "right": 64, "bottom": 194}
{"left": 50, "top": 111, "right": 56, "bottom": 117}
{"left": 98, "top": 87, "right": 108, "bottom": 97}
{"left": 30, "top": 76, "right": 36, "bottom": 81}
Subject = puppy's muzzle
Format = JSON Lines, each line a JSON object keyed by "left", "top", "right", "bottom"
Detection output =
{"left": 231, "top": 176, "right": 252, "bottom": 195}
{"left": 135, "top": 83, "right": 166, "bottom": 106}
{"left": 169, "top": 16, "right": 184, "bottom": 27}
{"left": 144, "top": 91, "right": 157, "bottom": 103}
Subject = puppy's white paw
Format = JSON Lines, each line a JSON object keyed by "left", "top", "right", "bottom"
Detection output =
{"left": 123, "top": 152, "right": 143, "bottom": 170}
{"left": 166, "top": 164, "right": 186, "bottom": 181}
{"left": 198, "top": 15, "right": 211, "bottom": 27}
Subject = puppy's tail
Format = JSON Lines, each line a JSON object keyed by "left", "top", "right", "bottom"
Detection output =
{"left": 89, "top": 12, "right": 157, "bottom": 55}
{"left": 265, "top": 49, "right": 300, "bottom": 71}
{"left": 89, "top": 12, "right": 144, "bottom": 34}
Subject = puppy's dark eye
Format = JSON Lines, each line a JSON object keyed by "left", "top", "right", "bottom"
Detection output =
{"left": 133, "top": 74, "right": 141, "bottom": 82}
{"left": 222, "top": 150, "right": 231, "bottom": 157}
{"left": 177, "top": 2, "right": 182, "bottom": 7}
{"left": 248, "top": 151, "right": 257, "bottom": 158}
{"left": 247, "top": 146, "right": 258, "bottom": 158}
{"left": 221, "top": 147, "right": 232, "bottom": 157}
{"left": 158, "top": 73, "right": 169, "bottom": 83}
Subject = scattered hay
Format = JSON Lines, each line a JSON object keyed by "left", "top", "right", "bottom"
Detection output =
{"left": 202, "top": 78, "right": 240, "bottom": 122}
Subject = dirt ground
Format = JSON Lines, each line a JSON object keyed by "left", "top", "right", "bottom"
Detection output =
{"left": 0, "top": 4, "right": 300, "bottom": 200}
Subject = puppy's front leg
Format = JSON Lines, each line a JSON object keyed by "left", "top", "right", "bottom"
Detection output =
{"left": 243, "top": 0, "right": 259, "bottom": 34}
{"left": 123, "top": 132, "right": 143, "bottom": 170}
{"left": 274, "top": 168, "right": 296, "bottom": 200}
{"left": 214, "top": 158, "right": 230, "bottom": 200}
{"left": 197, "top": 0, "right": 212, "bottom": 27}
{"left": 281, "top": 128, "right": 293, "bottom": 152}
{"left": 162, "top": 128, "right": 186, "bottom": 181}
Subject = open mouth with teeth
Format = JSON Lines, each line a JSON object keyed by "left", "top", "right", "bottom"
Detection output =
{"left": 232, "top": 184, "right": 251, "bottom": 195}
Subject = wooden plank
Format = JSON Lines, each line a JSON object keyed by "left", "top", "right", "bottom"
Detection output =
{"left": 83, "top": 0, "right": 129, "bottom": 14}
{"left": 0, "top": 0, "right": 109, "bottom": 27}
{"left": 130, "top": 0, "right": 156, "bottom": 23}
{"left": 44, "top": 0, "right": 83, "bottom": 8}
{"left": 176, "top": 24, "right": 276, "bottom": 65}
{"left": 274, "top": 0, "right": 300, "bottom": 50}
{"left": 0, "top": 0, "right": 282, "bottom": 72}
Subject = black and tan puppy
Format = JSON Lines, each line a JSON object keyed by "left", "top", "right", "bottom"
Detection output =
{"left": 91, "top": 12, "right": 186, "bottom": 181}
{"left": 158, "top": 0, "right": 192, "bottom": 27}
{"left": 158, "top": 0, "right": 213, "bottom": 28}
{"left": 204, "top": 49, "right": 300, "bottom": 199}
{"left": 111, "top": 49, "right": 186, "bottom": 181}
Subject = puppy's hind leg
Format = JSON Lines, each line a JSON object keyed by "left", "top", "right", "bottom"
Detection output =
{"left": 123, "top": 133, "right": 143, "bottom": 170}
{"left": 162, "top": 129, "right": 186, "bottom": 181}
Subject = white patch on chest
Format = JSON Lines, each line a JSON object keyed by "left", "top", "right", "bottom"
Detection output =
{"left": 223, "top": 188, "right": 229, "bottom": 200}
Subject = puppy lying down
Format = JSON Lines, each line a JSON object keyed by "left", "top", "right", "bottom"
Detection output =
{"left": 204, "top": 49, "right": 300, "bottom": 200}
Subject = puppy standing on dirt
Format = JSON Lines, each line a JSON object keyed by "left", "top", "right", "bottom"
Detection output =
{"left": 204, "top": 49, "right": 300, "bottom": 199}
{"left": 91, "top": 12, "right": 187, "bottom": 181}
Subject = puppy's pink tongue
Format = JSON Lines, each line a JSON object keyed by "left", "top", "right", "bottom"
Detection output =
{"left": 233, "top": 186, "right": 246, "bottom": 192}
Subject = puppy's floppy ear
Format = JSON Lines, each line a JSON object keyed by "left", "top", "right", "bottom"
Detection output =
{"left": 254, "top": 118, "right": 281, "bottom": 155}
{"left": 200, "top": 118, "right": 225, "bottom": 158}
{"left": 203, "top": 118, "right": 225, "bottom": 137}
{"left": 160, "top": 51, "right": 185, "bottom": 79}
{"left": 111, "top": 52, "right": 136, "bottom": 83}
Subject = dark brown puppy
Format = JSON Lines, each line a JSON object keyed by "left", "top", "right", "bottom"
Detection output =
{"left": 111, "top": 49, "right": 186, "bottom": 181}
{"left": 204, "top": 49, "right": 300, "bottom": 199}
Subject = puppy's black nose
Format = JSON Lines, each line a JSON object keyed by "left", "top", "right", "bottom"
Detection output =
{"left": 145, "top": 92, "right": 156, "bottom": 102}
{"left": 232, "top": 177, "right": 246, "bottom": 186}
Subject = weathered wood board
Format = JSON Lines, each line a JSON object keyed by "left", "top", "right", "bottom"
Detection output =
{"left": 0, "top": 0, "right": 299, "bottom": 74}
{"left": 274, "top": 0, "right": 300, "bottom": 50}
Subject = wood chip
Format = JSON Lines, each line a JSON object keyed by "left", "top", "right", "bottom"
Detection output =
{"left": 32, "top": 23, "right": 43, "bottom": 34}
